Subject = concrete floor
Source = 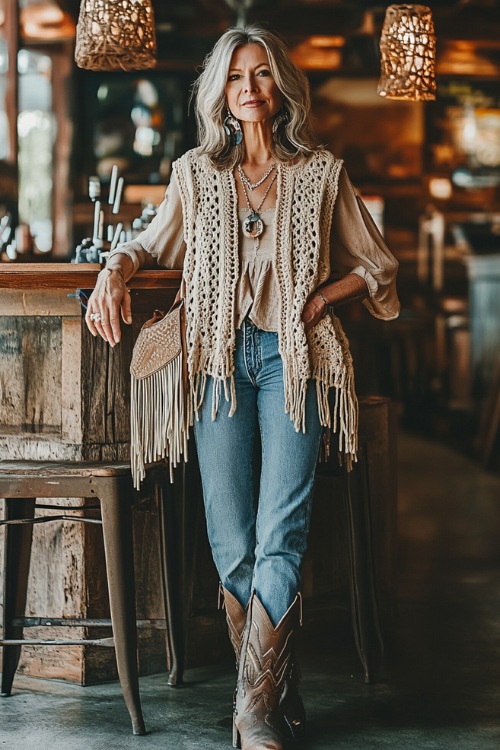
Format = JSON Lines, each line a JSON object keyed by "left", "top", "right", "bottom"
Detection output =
{"left": 2, "top": 430, "right": 500, "bottom": 749}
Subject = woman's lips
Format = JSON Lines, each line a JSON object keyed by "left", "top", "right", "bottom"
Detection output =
{"left": 242, "top": 100, "right": 264, "bottom": 107}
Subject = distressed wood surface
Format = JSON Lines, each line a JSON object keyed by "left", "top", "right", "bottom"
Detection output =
{"left": 0, "top": 317, "right": 62, "bottom": 436}
{"left": 0, "top": 437, "right": 82, "bottom": 462}
{"left": 0, "top": 461, "right": 130, "bottom": 475}
{"left": 0, "top": 265, "right": 181, "bottom": 290}
{"left": 0, "top": 289, "right": 81, "bottom": 317}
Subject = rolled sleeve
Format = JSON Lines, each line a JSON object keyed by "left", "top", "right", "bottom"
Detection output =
{"left": 330, "top": 167, "right": 400, "bottom": 320}
{"left": 106, "top": 171, "right": 186, "bottom": 272}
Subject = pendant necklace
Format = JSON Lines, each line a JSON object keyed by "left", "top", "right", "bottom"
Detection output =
{"left": 238, "top": 163, "right": 276, "bottom": 191}
{"left": 239, "top": 166, "right": 278, "bottom": 243}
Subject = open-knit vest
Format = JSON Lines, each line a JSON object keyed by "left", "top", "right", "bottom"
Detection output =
{"left": 173, "top": 148, "right": 358, "bottom": 466}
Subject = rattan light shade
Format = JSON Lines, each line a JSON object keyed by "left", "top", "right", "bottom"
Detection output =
{"left": 75, "top": 0, "right": 156, "bottom": 71}
{"left": 378, "top": 4, "right": 436, "bottom": 101}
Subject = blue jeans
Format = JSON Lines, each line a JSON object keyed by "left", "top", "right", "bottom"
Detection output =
{"left": 193, "top": 319, "right": 323, "bottom": 625}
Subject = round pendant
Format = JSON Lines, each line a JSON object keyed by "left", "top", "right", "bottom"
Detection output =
{"left": 242, "top": 212, "right": 264, "bottom": 239}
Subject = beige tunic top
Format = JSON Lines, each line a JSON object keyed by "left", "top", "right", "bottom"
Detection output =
{"left": 108, "top": 165, "right": 400, "bottom": 326}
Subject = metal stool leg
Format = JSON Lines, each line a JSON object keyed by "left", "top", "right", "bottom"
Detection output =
{"left": 98, "top": 477, "right": 146, "bottom": 736}
{"left": 1, "top": 498, "right": 36, "bottom": 696}
{"left": 157, "top": 473, "right": 184, "bottom": 686}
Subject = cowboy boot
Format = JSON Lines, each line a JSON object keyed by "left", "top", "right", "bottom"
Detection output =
{"left": 233, "top": 593, "right": 301, "bottom": 750}
{"left": 222, "top": 586, "right": 306, "bottom": 740}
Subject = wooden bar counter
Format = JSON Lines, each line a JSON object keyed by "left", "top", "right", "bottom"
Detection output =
{"left": 0, "top": 263, "right": 397, "bottom": 686}
{"left": 0, "top": 264, "right": 181, "bottom": 684}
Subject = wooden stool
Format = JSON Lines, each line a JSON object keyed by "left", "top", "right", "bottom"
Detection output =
{"left": 0, "top": 461, "right": 171, "bottom": 736}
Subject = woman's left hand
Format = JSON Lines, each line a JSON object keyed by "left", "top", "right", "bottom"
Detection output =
{"left": 302, "top": 293, "right": 326, "bottom": 332}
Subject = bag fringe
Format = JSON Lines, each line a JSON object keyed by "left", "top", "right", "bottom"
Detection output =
{"left": 130, "top": 350, "right": 189, "bottom": 489}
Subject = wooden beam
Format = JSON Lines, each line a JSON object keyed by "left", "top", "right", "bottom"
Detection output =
{"left": 3, "top": 0, "right": 19, "bottom": 165}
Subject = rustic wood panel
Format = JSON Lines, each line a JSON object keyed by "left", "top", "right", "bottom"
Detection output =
{"left": 0, "top": 290, "right": 80, "bottom": 317}
{"left": 80, "top": 315, "right": 138, "bottom": 448}
{"left": 0, "top": 436, "right": 82, "bottom": 462}
{"left": 0, "top": 317, "right": 62, "bottom": 435}
{"left": 61, "top": 318, "right": 82, "bottom": 444}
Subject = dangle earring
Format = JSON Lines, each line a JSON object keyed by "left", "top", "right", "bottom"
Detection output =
{"left": 223, "top": 109, "right": 243, "bottom": 146}
{"left": 272, "top": 108, "right": 289, "bottom": 137}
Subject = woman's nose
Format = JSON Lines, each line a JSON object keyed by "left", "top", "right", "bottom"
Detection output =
{"left": 243, "top": 74, "right": 258, "bottom": 92}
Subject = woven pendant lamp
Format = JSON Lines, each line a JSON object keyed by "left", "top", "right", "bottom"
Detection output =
{"left": 75, "top": 0, "right": 156, "bottom": 71}
{"left": 378, "top": 4, "right": 436, "bottom": 101}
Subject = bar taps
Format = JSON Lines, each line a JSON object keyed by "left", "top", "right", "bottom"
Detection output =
{"left": 88, "top": 175, "right": 101, "bottom": 202}
{"left": 112, "top": 177, "right": 124, "bottom": 215}
{"left": 73, "top": 166, "right": 160, "bottom": 263}
{"left": 0, "top": 213, "right": 16, "bottom": 261}
{"left": 74, "top": 166, "right": 127, "bottom": 263}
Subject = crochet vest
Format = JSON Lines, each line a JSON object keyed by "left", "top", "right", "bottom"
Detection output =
{"left": 173, "top": 148, "right": 358, "bottom": 465}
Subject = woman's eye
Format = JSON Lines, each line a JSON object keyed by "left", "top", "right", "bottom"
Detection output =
{"left": 258, "top": 69, "right": 271, "bottom": 77}
{"left": 228, "top": 74, "right": 240, "bottom": 81}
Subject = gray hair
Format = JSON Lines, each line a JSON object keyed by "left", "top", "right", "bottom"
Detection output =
{"left": 191, "top": 25, "right": 319, "bottom": 169}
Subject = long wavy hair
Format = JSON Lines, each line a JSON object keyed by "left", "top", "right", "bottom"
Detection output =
{"left": 191, "top": 25, "right": 320, "bottom": 169}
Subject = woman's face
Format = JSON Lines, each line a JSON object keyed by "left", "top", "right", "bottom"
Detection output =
{"left": 225, "top": 43, "right": 282, "bottom": 125}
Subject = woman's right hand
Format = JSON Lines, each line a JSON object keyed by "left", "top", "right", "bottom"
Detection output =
{"left": 85, "top": 267, "right": 132, "bottom": 347}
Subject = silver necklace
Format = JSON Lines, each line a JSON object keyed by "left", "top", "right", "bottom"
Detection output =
{"left": 239, "top": 168, "right": 277, "bottom": 240}
{"left": 237, "top": 163, "right": 276, "bottom": 191}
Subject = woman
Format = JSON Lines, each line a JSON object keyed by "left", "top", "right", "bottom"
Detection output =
{"left": 86, "top": 25, "right": 399, "bottom": 750}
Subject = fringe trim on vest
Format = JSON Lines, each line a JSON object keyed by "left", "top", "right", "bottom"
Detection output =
{"left": 312, "top": 314, "right": 359, "bottom": 469}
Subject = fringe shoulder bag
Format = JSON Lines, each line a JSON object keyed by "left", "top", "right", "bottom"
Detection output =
{"left": 130, "top": 285, "right": 188, "bottom": 489}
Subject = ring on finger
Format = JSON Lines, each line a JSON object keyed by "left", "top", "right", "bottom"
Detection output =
{"left": 89, "top": 312, "right": 102, "bottom": 323}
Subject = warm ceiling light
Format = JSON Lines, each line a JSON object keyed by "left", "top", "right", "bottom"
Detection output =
{"left": 309, "top": 36, "right": 346, "bottom": 48}
{"left": 21, "top": 3, "right": 76, "bottom": 42}
{"left": 378, "top": 4, "right": 436, "bottom": 101}
{"left": 75, "top": 0, "right": 156, "bottom": 72}
{"left": 291, "top": 35, "right": 345, "bottom": 71}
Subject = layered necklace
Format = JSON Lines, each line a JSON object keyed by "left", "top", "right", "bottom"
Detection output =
{"left": 238, "top": 163, "right": 275, "bottom": 191}
{"left": 238, "top": 163, "right": 277, "bottom": 244}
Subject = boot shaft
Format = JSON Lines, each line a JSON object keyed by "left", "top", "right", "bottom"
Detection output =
{"left": 234, "top": 593, "right": 301, "bottom": 749}
{"left": 221, "top": 585, "right": 247, "bottom": 661}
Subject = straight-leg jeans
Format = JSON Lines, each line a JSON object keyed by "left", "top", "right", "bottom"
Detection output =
{"left": 193, "top": 319, "right": 323, "bottom": 625}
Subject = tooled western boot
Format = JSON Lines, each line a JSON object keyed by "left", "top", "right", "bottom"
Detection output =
{"left": 233, "top": 593, "right": 301, "bottom": 750}
{"left": 222, "top": 586, "right": 306, "bottom": 741}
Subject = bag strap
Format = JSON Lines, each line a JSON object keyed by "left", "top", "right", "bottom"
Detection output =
{"left": 170, "top": 277, "right": 187, "bottom": 394}
{"left": 172, "top": 277, "right": 185, "bottom": 307}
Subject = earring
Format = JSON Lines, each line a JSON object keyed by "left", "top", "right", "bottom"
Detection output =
{"left": 272, "top": 109, "right": 289, "bottom": 136}
{"left": 223, "top": 109, "right": 243, "bottom": 146}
